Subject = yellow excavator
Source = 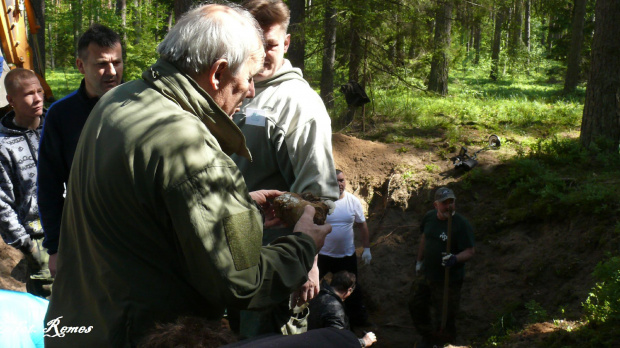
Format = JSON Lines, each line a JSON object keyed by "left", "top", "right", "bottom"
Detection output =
{"left": 0, "top": 0, "right": 54, "bottom": 111}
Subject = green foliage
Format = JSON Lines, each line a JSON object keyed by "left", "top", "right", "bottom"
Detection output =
{"left": 463, "top": 135, "right": 620, "bottom": 223}
{"left": 583, "top": 256, "right": 620, "bottom": 324}
{"left": 424, "top": 164, "right": 438, "bottom": 173}
{"left": 44, "top": 0, "right": 172, "bottom": 80}
{"left": 525, "top": 300, "right": 549, "bottom": 323}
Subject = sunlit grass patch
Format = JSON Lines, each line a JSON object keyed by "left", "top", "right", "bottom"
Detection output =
{"left": 45, "top": 68, "right": 82, "bottom": 102}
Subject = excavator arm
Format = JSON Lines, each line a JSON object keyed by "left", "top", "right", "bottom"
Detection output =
{"left": 1, "top": 0, "right": 54, "bottom": 102}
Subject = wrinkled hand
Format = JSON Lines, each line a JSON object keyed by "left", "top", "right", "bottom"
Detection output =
{"left": 249, "top": 190, "right": 284, "bottom": 228}
{"left": 362, "top": 331, "right": 377, "bottom": 347}
{"left": 415, "top": 260, "right": 424, "bottom": 276}
{"left": 49, "top": 253, "right": 58, "bottom": 277}
{"left": 291, "top": 260, "right": 320, "bottom": 307}
{"left": 293, "top": 205, "right": 331, "bottom": 250}
{"left": 362, "top": 248, "right": 372, "bottom": 265}
{"left": 441, "top": 253, "right": 457, "bottom": 267}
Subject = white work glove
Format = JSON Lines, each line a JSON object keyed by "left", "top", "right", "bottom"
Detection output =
{"left": 362, "top": 331, "right": 377, "bottom": 347}
{"left": 362, "top": 248, "right": 372, "bottom": 265}
{"left": 415, "top": 260, "right": 424, "bottom": 276}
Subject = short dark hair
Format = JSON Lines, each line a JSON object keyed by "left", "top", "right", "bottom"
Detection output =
{"left": 4, "top": 68, "right": 38, "bottom": 95}
{"left": 77, "top": 24, "right": 121, "bottom": 59}
{"left": 242, "top": 0, "right": 290, "bottom": 31}
{"left": 331, "top": 271, "right": 356, "bottom": 292}
{"left": 336, "top": 169, "right": 343, "bottom": 176}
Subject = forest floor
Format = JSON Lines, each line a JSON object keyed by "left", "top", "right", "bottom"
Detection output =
{"left": 0, "top": 130, "right": 617, "bottom": 347}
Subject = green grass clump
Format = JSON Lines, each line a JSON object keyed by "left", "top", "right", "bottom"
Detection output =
{"left": 357, "top": 58, "right": 584, "bottom": 147}
{"left": 584, "top": 256, "right": 620, "bottom": 324}
{"left": 45, "top": 68, "right": 83, "bottom": 102}
{"left": 466, "top": 136, "right": 620, "bottom": 222}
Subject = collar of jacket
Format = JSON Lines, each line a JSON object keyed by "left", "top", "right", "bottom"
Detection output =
{"left": 0, "top": 109, "right": 46, "bottom": 134}
{"left": 142, "top": 59, "right": 252, "bottom": 160}
{"left": 255, "top": 59, "right": 305, "bottom": 89}
{"left": 77, "top": 78, "right": 100, "bottom": 109}
{"left": 320, "top": 281, "right": 345, "bottom": 304}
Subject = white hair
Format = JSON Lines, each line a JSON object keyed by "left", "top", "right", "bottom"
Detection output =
{"left": 157, "top": 2, "right": 263, "bottom": 76}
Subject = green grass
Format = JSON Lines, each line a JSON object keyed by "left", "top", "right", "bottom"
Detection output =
{"left": 349, "top": 58, "right": 585, "bottom": 150}
{"left": 45, "top": 67, "right": 83, "bottom": 102}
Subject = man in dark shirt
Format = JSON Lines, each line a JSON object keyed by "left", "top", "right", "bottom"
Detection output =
{"left": 37, "top": 24, "right": 123, "bottom": 276}
{"left": 408, "top": 187, "right": 475, "bottom": 347}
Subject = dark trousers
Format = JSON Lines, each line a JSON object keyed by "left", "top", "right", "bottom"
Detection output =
{"left": 408, "top": 275, "right": 462, "bottom": 345}
{"left": 317, "top": 253, "right": 368, "bottom": 325}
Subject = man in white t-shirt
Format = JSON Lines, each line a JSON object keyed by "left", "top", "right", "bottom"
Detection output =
{"left": 318, "top": 169, "right": 371, "bottom": 327}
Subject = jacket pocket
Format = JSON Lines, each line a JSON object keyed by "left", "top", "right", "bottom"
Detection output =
{"left": 223, "top": 210, "right": 262, "bottom": 271}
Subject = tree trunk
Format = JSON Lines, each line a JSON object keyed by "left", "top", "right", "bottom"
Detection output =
{"left": 490, "top": 6, "right": 505, "bottom": 80}
{"left": 474, "top": 19, "right": 481, "bottom": 65}
{"left": 174, "top": 0, "right": 193, "bottom": 23}
{"left": 133, "top": 0, "right": 141, "bottom": 45}
{"left": 73, "top": 0, "right": 83, "bottom": 59}
{"left": 167, "top": 11, "right": 173, "bottom": 32}
{"left": 546, "top": 14, "right": 553, "bottom": 51}
{"left": 427, "top": 0, "right": 453, "bottom": 96}
{"left": 509, "top": 0, "right": 522, "bottom": 55}
{"left": 348, "top": 17, "right": 362, "bottom": 82}
{"left": 116, "top": 0, "right": 127, "bottom": 43}
{"left": 563, "top": 0, "right": 587, "bottom": 94}
{"left": 48, "top": 22, "right": 54, "bottom": 70}
{"left": 288, "top": 0, "right": 306, "bottom": 72}
{"left": 320, "top": 0, "right": 337, "bottom": 108}
{"left": 579, "top": 0, "right": 620, "bottom": 150}
{"left": 523, "top": 0, "right": 531, "bottom": 52}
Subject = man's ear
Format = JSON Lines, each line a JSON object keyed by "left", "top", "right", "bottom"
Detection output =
{"left": 283, "top": 33, "right": 291, "bottom": 54}
{"left": 6, "top": 94, "right": 13, "bottom": 106}
{"left": 76, "top": 58, "right": 85, "bottom": 75}
{"left": 207, "top": 59, "right": 229, "bottom": 91}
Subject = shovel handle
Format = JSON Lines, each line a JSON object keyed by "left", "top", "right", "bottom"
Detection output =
{"left": 440, "top": 213, "right": 452, "bottom": 331}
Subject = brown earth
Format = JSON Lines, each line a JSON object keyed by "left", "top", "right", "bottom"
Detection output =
{"left": 331, "top": 132, "right": 615, "bottom": 347}
{"left": 1, "top": 132, "right": 615, "bottom": 347}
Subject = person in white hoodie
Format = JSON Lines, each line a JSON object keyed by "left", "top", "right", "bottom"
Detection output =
{"left": 231, "top": 0, "right": 339, "bottom": 338}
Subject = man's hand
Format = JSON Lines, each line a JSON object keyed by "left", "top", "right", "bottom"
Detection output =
{"left": 291, "top": 257, "right": 320, "bottom": 307}
{"left": 441, "top": 253, "right": 457, "bottom": 267}
{"left": 49, "top": 253, "right": 58, "bottom": 277}
{"left": 293, "top": 205, "right": 331, "bottom": 250}
{"left": 362, "top": 331, "right": 377, "bottom": 347}
{"left": 249, "top": 190, "right": 284, "bottom": 228}
{"left": 362, "top": 248, "right": 372, "bottom": 265}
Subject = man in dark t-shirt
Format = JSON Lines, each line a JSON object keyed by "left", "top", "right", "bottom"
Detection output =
{"left": 408, "top": 187, "right": 475, "bottom": 347}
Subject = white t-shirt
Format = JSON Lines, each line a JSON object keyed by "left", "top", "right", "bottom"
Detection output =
{"left": 319, "top": 191, "right": 366, "bottom": 258}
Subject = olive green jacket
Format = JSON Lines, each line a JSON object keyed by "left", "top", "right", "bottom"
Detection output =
{"left": 44, "top": 59, "right": 316, "bottom": 347}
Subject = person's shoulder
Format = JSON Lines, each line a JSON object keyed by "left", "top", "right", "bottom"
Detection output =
{"left": 344, "top": 191, "right": 362, "bottom": 204}
{"left": 423, "top": 210, "right": 436, "bottom": 219}
{"left": 454, "top": 212, "right": 472, "bottom": 223}
{"left": 46, "top": 89, "right": 81, "bottom": 117}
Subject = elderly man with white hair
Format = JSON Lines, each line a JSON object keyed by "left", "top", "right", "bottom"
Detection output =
{"left": 44, "top": 3, "right": 331, "bottom": 347}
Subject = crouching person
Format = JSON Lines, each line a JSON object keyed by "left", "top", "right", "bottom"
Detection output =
{"left": 308, "top": 271, "right": 377, "bottom": 347}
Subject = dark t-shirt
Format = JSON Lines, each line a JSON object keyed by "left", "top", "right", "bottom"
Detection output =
{"left": 420, "top": 210, "right": 475, "bottom": 282}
